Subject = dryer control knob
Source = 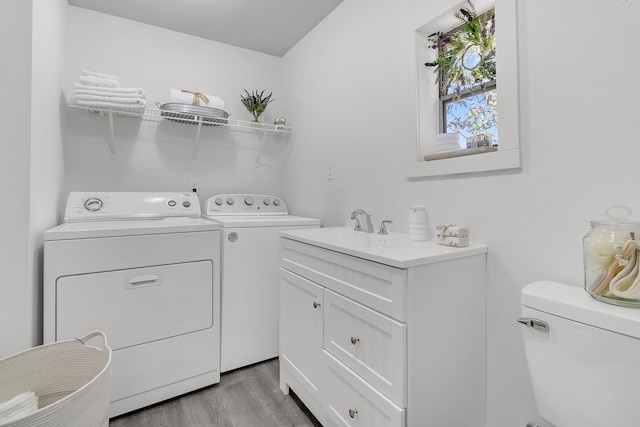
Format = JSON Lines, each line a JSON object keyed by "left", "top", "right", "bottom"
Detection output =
{"left": 273, "top": 199, "right": 280, "bottom": 206}
{"left": 226, "top": 198, "right": 234, "bottom": 206}
{"left": 263, "top": 199, "right": 271, "bottom": 206}
{"left": 215, "top": 198, "right": 223, "bottom": 206}
{"left": 244, "top": 197, "right": 254, "bottom": 206}
{"left": 84, "top": 197, "right": 103, "bottom": 212}
{"left": 183, "top": 201, "right": 191, "bottom": 208}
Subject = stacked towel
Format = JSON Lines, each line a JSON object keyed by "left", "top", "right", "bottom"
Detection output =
{"left": 73, "top": 70, "right": 147, "bottom": 114}
{"left": 0, "top": 391, "right": 39, "bottom": 423}
{"left": 80, "top": 70, "right": 120, "bottom": 88}
{"left": 169, "top": 88, "right": 224, "bottom": 110}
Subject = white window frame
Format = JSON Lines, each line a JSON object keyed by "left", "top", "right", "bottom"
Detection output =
{"left": 407, "top": 0, "right": 520, "bottom": 179}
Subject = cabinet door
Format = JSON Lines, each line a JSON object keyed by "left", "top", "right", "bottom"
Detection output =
{"left": 279, "top": 268, "right": 324, "bottom": 395}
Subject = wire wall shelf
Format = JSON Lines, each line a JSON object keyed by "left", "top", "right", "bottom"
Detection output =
{"left": 69, "top": 103, "right": 293, "bottom": 162}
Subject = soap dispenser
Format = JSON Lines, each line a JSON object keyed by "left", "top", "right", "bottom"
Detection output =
{"left": 409, "top": 206, "right": 430, "bottom": 241}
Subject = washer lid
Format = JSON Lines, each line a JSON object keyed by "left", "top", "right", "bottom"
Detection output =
{"left": 203, "top": 214, "right": 320, "bottom": 228}
{"left": 45, "top": 217, "right": 218, "bottom": 240}
{"left": 522, "top": 281, "right": 640, "bottom": 340}
{"left": 204, "top": 194, "right": 288, "bottom": 216}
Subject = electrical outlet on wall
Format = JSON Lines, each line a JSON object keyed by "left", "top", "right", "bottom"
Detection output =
{"left": 327, "top": 161, "right": 335, "bottom": 180}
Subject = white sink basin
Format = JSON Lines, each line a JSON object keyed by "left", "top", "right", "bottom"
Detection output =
{"left": 279, "top": 226, "right": 487, "bottom": 268}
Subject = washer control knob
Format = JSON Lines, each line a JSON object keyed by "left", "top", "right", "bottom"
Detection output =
{"left": 84, "top": 197, "right": 103, "bottom": 212}
{"left": 168, "top": 200, "right": 177, "bottom": 207}
{"left": 244, "top": 196, "right": 254, "bottom": 206}
{"left": 263, "top": 199, "right": 271, "bottom": 206}
{"left": 226, "top": 198, "right": 234, "bottom": 206}
{"left": 183, "top": 201, "right": 191, "bottom": 208}
{"left": 273, "top": 199, "right": 280, "bottom": 206}
{"left": 215, "top": 198, "right": 223, "bottom": 206}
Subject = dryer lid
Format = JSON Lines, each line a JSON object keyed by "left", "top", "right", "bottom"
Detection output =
{"left": 522, "top": 281, "right": 640, "bottom": 340}
{"left": 64, "top": 192, "right": 202, "bottom": 222}
{"left": 45, "top": 217, "right": 218, "bottom": 240}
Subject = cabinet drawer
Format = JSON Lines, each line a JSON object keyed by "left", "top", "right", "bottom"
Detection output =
{"left": 324, "top": 351, "right": 405, "bottom": 427}
{"left": 280, "top": 238, "right": 407, "bottom": 321}
{"left": 324, "top": 289, "right": 406, "bottom": 406}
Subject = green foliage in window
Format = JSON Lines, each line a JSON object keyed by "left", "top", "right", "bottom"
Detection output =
{"left": 425, "top": 1, "right": 495, "bottom": 98}
{"left": 446, "top": 90, "right": 497, "bottom": 139}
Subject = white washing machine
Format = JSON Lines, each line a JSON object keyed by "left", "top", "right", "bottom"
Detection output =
{"left": 203, "top": 194, "right": 320, "bottom": 373}
{"left": 43, "top": 192, "right": 221, "bottom": 418}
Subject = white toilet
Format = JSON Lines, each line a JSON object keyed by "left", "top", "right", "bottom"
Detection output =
{"left": 520, "top": 280, "right": 640, "bottom": 427}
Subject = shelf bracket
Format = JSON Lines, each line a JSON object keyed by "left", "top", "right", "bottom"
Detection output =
{"left": 107, "top": 111, "right": 117, "bottom": 159}
{"left": 192, "top": 117, "right": 203, "bottom": 162}
{"left": 255, "top": 131, "right": 269, "bottom": 165}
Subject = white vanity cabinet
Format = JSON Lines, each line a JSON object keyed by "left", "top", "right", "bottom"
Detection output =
{"left": 279, "top": 228, "right": 487, "bottom": 427}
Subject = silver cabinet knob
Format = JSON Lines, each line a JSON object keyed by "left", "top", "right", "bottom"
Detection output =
{"left": 313, "top": 302, "right": 321, "bottom": 309}
{"left": 350, "top": 336, "right": 360, "bottom": 345}
{"left": 348, "top": 408, "right": 358, "bottom": 418}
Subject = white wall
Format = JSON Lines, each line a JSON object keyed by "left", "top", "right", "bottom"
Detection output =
{"left": 64, "top": 7, "right": 287, "bottom": 206}
{"left": 0, "top": 0, "right": 67, "bottom": 358}
{"left": 0, "top": 1, "right": 33, "bottom": 357}
{"left": 29, "top": 0, "right": 68, "bottom": 349}
{"left": 282, "top": 0, "right": 640, "bottom": 426}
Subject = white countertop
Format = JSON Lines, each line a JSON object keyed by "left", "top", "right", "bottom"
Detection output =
{"left": 280, "top": 226, "right": 487, "bottom": 268}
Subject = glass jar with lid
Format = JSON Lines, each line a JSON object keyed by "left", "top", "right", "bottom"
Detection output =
{"left": 584, "top": 206, "right": 640, "bottom": 307}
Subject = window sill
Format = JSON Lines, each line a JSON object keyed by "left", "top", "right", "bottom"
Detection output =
{"left": 406, "top": 147, "right": 520, "bottom": 179}
{"left": 423, "top": 146, "right": 497, "bottom": 161}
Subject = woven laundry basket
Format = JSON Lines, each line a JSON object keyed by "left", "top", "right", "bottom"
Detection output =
{"left": 0, "top": 331, "right": 112, "bottom": 427}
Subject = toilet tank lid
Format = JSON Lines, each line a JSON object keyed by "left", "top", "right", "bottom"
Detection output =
{"left": 522, "top": 281, "right": 640, "bottom": 340}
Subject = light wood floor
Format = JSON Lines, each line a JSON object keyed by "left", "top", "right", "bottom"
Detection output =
{"left": 109, "top": 358, "right": 321, "bottom": 427}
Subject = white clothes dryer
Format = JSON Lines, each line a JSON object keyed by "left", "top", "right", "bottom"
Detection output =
{"left": 203, "top": 194, "right": 320, "bottom": 373}
{"left": 43, "top": 192, "right": 220, "bottom": 418}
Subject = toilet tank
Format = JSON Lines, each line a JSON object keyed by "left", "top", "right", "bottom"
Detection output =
{"left": 521, "top": 281, "right": 640, "bottom": 427}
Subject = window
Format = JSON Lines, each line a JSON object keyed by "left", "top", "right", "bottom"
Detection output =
{"left": 408, "top": 0, "right": 520, "bottom": 179}
{"left": 429, "top": 7, "right": 497, "bottom": 148}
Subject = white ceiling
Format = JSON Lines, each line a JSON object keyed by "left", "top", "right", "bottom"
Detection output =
{"left": 67, "top": 0, "right": 343, "bottom": 57}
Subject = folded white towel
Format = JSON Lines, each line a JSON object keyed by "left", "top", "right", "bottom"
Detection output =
{"left": 0, "top": 391, "right": 39, "bottom": 423}
{"left": 75, "top": 89, "right": 144, "bottom": 99}
{"left": 74, "top": 83, "right": 145, "bottom": 95}
{"left": 82, "top": 70, "right": 120, "bottom": 82}
{"left": 74, "top": 98, "right": 147, "bottom": 113}
{"left": 80, "top": 75, "right": 120, "bottom": 88}
{"left": 76, "top": 94, "right": 146, "bottom": 105}
{"left": 169, "top": 89, "right": 224, "bottom": 109}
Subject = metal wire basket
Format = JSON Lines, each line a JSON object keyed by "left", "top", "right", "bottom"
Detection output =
{"left": 157, "top": 102, "right": 230, "bottom": 126}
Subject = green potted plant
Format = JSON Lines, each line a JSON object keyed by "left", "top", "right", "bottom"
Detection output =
{"left": 240, "top": 89, "right": 274, "bottom": 123}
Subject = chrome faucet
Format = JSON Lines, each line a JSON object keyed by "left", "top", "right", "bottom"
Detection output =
{"left": 350, "top": 209, "right": 374, "bottom": 233}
